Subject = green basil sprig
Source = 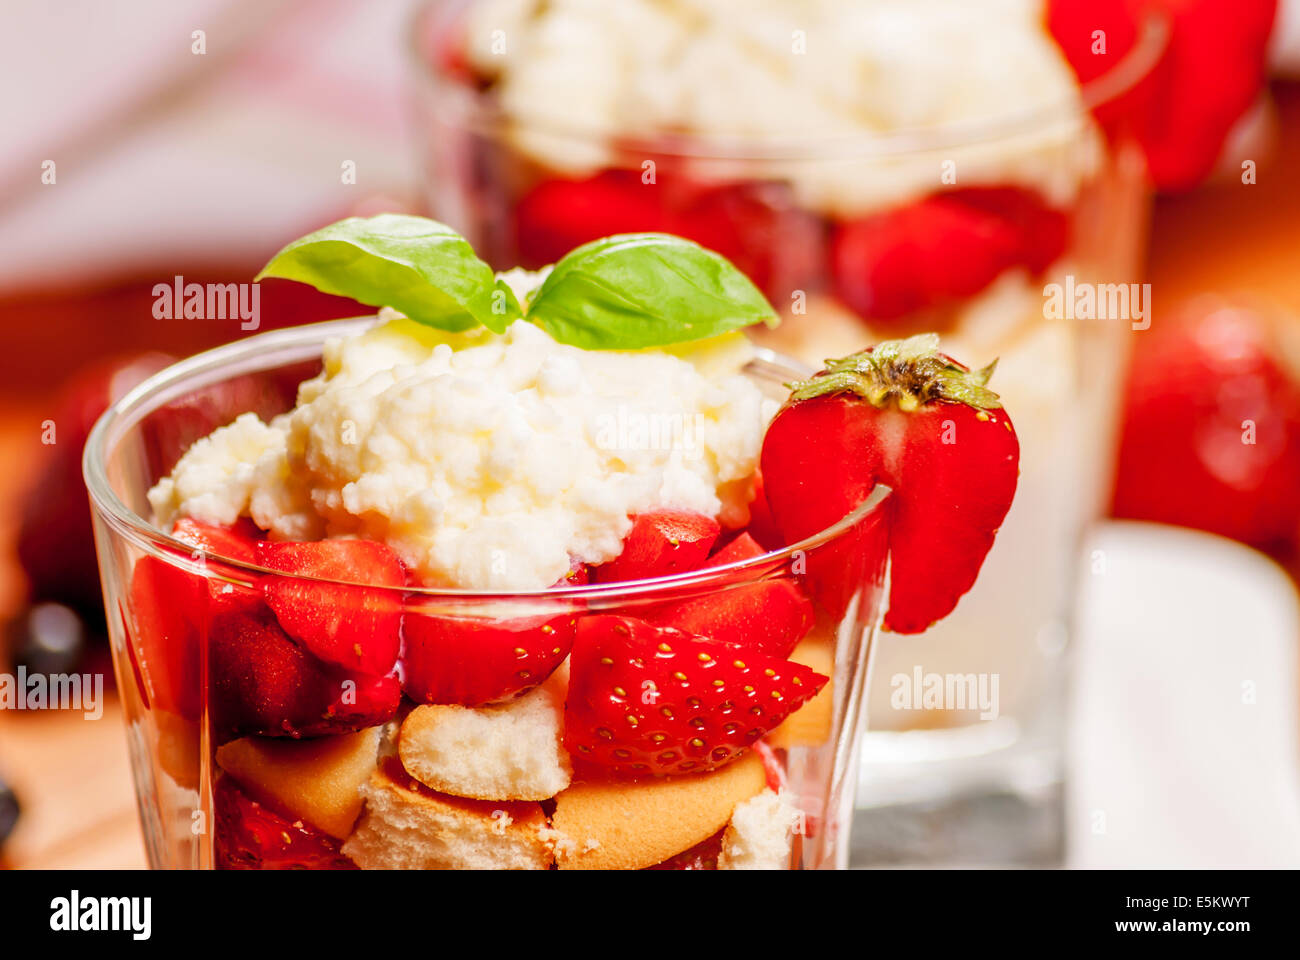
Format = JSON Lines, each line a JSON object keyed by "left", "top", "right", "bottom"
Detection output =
{"left": 255, "top": 216, "right": 776, "bottom": 348}
{"left": 256, "top": 214, "right": 520, "bottom": 333}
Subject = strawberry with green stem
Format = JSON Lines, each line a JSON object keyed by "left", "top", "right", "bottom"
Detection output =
{"left": 760, "top": 334, "right": 1019, "bottom": 634}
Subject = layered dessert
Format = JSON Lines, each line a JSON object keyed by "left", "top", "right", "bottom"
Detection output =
{"left": 114, "top": 216, "right": 1018, "bottom": 868}
{"left": 412, "top": 0, "right": 1153, "bottom": 739}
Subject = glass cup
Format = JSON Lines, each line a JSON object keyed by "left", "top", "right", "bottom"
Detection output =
{"left": 406, "top": 0, "right": 1169, "bottom": 864}
{"left": 83, "top": 318, "right": 891, "bottom": 870}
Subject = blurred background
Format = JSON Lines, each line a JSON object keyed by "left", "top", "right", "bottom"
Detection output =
{"left": 1, "top": 0, "right": 1299, "bottom": 868}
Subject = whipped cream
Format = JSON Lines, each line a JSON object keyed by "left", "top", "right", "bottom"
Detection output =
{"left": 463, "top": 0, "right": 1099, "bottom": 215}
{"left": 148, "top": 289, "right": 768, "bottom": 591}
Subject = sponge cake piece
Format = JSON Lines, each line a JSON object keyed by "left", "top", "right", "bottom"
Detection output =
{"left": 718, "top": 789, "right": 797, "bottom": 870}
{"left": 215, "top": 726, "right": 382, "bottom": 839}
{"left": 341, "top": 759, "right": 553, "bottom": 870}
{"left": 550, "top": 750, "right": 766, "bottom": 870}
{"left": 398, "top": 670, "right": 570, "bottom": 801}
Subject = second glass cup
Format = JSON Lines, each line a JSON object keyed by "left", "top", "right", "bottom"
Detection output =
{"left": 407, "top": 0, "right": 1169, "bottom": 864}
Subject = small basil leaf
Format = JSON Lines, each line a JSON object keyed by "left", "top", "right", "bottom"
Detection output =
{"left": 255, "top": 214, "right": 519, "bottom": 332}
{"left": 525, "top": 233, "right": 778, "bottom": 350}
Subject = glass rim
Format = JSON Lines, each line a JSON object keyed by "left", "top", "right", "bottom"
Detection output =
{"left": 83, "top": 317, "right": 892, "bottom": 602}
{"left": 406, "top": 0, "right": 1171, "bottom": 162}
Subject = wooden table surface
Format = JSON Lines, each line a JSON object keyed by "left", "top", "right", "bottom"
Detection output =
{"left": 2, "top": 83, "right": 1297, "bottom": 872}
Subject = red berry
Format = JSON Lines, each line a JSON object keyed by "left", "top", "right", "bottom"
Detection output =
{"left": 706, "top": 533, "right": 767, "bottom": 567}
{"left": 594, "top": 510, "right": 721, "bottom": 584}
{"left": 214, "top": 776, "right": 357, "bottom": 870}
{"left": 257, "top": 540, "right": 405, "bottom": 676}
{"left": 128, "top": 556, "right": 204, "bottom": 718}
{"left": 760, "top": 336, "right": 1019, "bottom": 633}
{"left": 1112, "top": 304, "right": 1300, "bottom": 552}
{"left": 401, "top": 611, "right": 576, "bottom": 706}
{"left": 209, "top": 609, "right": 400, "bottom": 741}
{"left": 830, "top": 195, "right": 1021, "bottom": 326}
{"left": 514, "top": 170, "right": 671, "bottom": 268}
{"left": 647, "top": 580, "right": 814, "bottom": 659}
{"left": 564, "top": 615, "right": 826, "bottom": 778}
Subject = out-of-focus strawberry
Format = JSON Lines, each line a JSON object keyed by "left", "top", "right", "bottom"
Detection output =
{"left": 514, "top": 170, "right": 671, "bottom": 268}
{"left": 1112, "top": 303, "right": 1300, "bottom": 552}
{"left": 1046, "top": 0, "right": 1277, "bottom": 191}
{"left": 18, "top": 353, "right": 171, "bottom": 622}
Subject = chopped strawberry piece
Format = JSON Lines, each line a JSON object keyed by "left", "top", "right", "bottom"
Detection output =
{"left": 514, "top": 170, "right": 671, "bottom": 268}
{"left": 647, "top": 580, "right": 814, "bottom": 659}
{"left": 760, "top": 336, "right": 1019, "bottom": 633}
{"left": 210, "top": 609, "right": 400, "bottom": 741}
{"left": 564, "top": 615, "right": 826, "bottom": 778}
{"left": 214, "top": 776, "right": 357, "bottom": 870}
{"left": 594, "top": 510, "right": 721, "bottom": 584}
{"left": 706, "top": 533, "right": 766, "bottom": 567}
{"left": 257, "top": 540, "right": 405, "bottom": 676}
{"left": 401, "top": 610, "right": 576, "bottom": 707}
{"left": 645, "top": 828, "right": 725, "bottom": 870}
{"left": 172, "top": 517, "right": 265, "bottom": 616}
{"left": 554, "top": 559, "right": 591, "bottom": 587}
{"left": 128, "top": 556, "right": 204, "bottom": 719}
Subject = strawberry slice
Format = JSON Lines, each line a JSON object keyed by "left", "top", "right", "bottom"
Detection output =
{"left": 594, "top": 510, "right": 721, "bottom": 584}
{"left": 564, "top": 615, "right": 827, "bottom": 778}
{"left": 402, "top": 611, "right": 576, "bottom": 706}
{"left": 760, "top": 335, "right": 1019, "bottom": 634}
{"left": 210, "top": 609, "right": 400, "bottom": 741}
{"left": 257, "top": 540, "right": 405, "bottom": 676}
{"left": 127, "top": 519, "right": 267, "bottom": 718}
{"left": 128, "top": 556, "right": 204, "bottom": 719}
{"left": 706, "top": 533, "right": 766, "bottom": 567}
{"left": 214, "top": 776, "right": 357, "bottom": 870}
{"left": 172, "top": 517, "right": 265, "bottom": 616}
{"left": 743, "top": 473, "right": 786, "bottom": 550}
{"left": 647, "top": 580, "right": 814, "bottom": 658}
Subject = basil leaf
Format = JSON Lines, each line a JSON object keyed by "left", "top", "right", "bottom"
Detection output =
{"left": 525, "top": 233, "right": 778, "bottom": 350}
{"left": 255, "top": 214, "right": 520, "bottom": 332}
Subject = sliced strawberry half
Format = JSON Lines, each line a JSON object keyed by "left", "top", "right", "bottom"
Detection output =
{"left": 646, "top": 580, "right": 814, "bottom": 659}
{"left": 128, "top": 556, "right": 204, "bottom": 719}
{"left": 257, "top": 540, "right": 405, "bottom": 676}
{"left": 210, "top": 609, "right": 400, "bottom": 741}
{"left": 593, "top": 510, "right": 721, "bottom": 584}
{"left": 214, "top": 776, "right": 357, "bottom": 870}
{"left": 401, "top": 610, "right": 576, "bottom": 706}
{"left": 760, "top": 334, "right": 1019, "bottom": 634}
{"left": 564, "top": 615, "right": 827, "bottom": 778}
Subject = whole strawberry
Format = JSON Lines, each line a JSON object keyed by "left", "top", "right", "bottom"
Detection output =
{"left": 760, "top": 334, "right": 1019, "bottom": 634}
{"left": 565, "top": 615, "right": 827, "bottom": 778}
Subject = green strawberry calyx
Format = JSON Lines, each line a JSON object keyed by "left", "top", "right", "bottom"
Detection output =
{"left": 786, "top": 333, "right": 1003, "bottom": 413}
